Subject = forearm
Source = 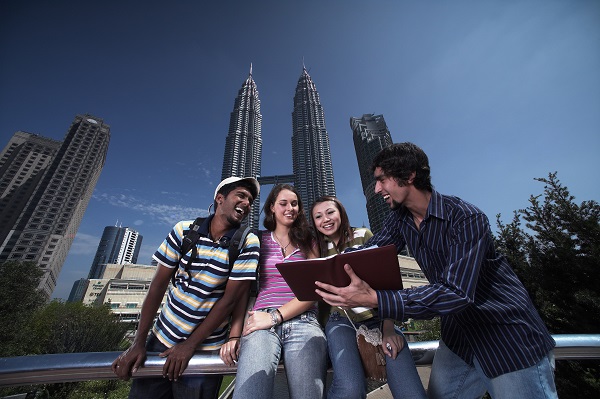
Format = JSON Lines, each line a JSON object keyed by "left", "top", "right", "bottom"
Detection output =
{"left": 228, "top": 290, "right": 250, "bottom": 338}
{"left": 185, "top": 281, "right": 250, "bottom": 347}
{"left": 277, "top": 297, "right": 315, "bottom": 321}
{"left": 132, "top": 270, "right": 170, "bottom": 345}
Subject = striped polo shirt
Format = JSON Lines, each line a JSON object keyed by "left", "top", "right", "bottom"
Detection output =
{"left": 368, "top": 190, "right": 555, "bottom": 378}
{"left": 152, "top": 216, "right": 259, "bottom": 350}
{"left": 253, "top": 231, "right": 316, "bottom": 310}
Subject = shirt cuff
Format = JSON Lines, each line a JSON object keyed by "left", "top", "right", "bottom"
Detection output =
{"left": 376, "top": 290, "right": 405, "bottom": 321}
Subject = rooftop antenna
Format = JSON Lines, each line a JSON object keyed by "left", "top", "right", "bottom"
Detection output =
{"left": 249, "top": 62, "right": 253, "bottom": 76}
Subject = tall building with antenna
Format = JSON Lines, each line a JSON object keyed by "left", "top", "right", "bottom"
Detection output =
{"left": 350, "top": 113, "right": 393, "bottom": 233}
{"left": 0, "top": 114, "right": 110, "bottom": 298}
{"left": 292, "top": 66, "right": 336, "bottom": 213}
{"left": 88, "top": 224, "right": 143, "bottom": 279}
{"left": 221, "top": 65, "right": 262, "bottom": 228}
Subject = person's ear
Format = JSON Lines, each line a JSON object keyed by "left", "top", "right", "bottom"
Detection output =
{"left": 407, "top": 172, "right": 416, "bottom": 184}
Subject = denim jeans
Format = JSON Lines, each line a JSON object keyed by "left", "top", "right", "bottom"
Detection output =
{"left": 233, "top": 309, "right": 327, "bottom": 399}
{"left": 325, "top": 313, "right": 427, "bottom": 399}
{"left": 129, "top": 333, "right": 223, "bottom": 399}
{"left": 428, "top": 340, "right": 558, "bottom": 399}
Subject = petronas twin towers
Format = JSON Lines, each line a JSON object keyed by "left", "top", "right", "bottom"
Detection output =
{"left": 221, "top": 65, "right": 336, "bottom": 227}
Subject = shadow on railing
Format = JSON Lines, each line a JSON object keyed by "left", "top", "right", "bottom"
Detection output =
{"left": 1, "top": 334, "right": 598, "bottom": 388}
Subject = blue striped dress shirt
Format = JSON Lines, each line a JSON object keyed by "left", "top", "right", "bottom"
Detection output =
{"left": 367, "top": 190, "right": 555, "bottom": 378}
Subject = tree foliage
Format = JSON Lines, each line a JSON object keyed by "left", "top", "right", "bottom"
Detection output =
{"left": 0, "top": 261, "right": 46, "bottom": 356}
{"left": 495, "top": 172, "right": 600, "bottom": 398}
{"left": 28, "top": 301, "right": 130, "bottom": 354}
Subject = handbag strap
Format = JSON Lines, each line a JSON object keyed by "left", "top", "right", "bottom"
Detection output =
{"left": 344, "top": 309, "right": 383, "bottom": 346}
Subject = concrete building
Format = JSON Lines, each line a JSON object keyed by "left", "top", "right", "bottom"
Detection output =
{"left": 88, "top": 225, "right": 143, "bottom": 279}
{"left": 0, "top": 114, "right": 110, "bottom": 298}
{"left": 82, "top": 263, "right": 166, "bottom": 327}
{"left": 350, "top": 114, "right": 394, "bottom": 233}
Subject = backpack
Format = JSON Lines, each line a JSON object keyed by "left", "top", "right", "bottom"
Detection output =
{"left": 173, "top": 217, "right": 259, "bottom": 296}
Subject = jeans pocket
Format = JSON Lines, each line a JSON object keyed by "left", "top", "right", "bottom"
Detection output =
{"left": 301, "top": 311, "right": 323, "bottom": 329}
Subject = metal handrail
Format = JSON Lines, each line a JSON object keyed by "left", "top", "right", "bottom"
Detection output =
{"left": 0, "top": 334, "right": 598, "bottom": 388}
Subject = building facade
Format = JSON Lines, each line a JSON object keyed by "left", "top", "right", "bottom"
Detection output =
{"left": 292, "top": 67, "right": 336, "bottom": 214}
{"left": 88, "top": 225, "right": 143, "bottom": 279}
{"left": 221, "top": 66, "right": 263, "bottom": 228}
{"left": 350, "top": 114, "right": 393, "bottom": 233}
{"left": 0, "top": 114, "right": 110, "bottom": 298}
{"left": 82, "top": 263, "right": 166, "bottom": 331}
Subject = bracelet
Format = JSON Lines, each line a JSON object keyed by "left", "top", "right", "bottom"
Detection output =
{"left": 227, "top": 336, "right": 240, "bottom": 341}
{"left": 275, "top": 309, "right": 284, "bottom": 324}
{"left": 269, "top": 310, "right": 279, "bottom": 327}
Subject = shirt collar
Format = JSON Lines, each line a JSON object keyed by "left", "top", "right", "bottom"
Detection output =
{"left": 198, "top": 214, "right": 239, "bottom": 243}
{"left": 427, "top": 190, "right": 448, "bottom": 222}
{"left": 394, "top": 189, "right": 447, "bottom": 224}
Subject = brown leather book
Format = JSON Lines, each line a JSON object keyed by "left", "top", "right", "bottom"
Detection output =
{"left": 275, "top": 245, "right": 404, "bottom": 301}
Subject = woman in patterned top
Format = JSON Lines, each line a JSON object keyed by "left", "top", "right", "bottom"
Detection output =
{"left": 221, "top": 184, "right": 327, "bottom": 399}
{"left": 310, "top": 196, "right": 426, "bottom": 399}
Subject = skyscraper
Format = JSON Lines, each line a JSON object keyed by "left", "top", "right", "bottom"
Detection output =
{"left": 350, "top": 113, "right": 393, "bottom": 233}
{"left": 221, "top": 65, "right": 262, "bottom": 228}
{"left": 88, "top": 225, "right": 143, "bottom": 279}
{"left": 292, "top": 66, "right": 336, "bottom": 213}
{"left": 0, "top": 114, "right": 110, "bottom": 298}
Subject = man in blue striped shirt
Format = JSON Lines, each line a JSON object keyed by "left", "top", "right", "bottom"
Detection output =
{"left": 316, "top": 143, "right": 557, "bottom": 398}
{"left": 112, "top": 176, "right": 260, "bottom": 399}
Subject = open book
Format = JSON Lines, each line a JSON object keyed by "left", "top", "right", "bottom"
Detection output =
{"left": 275, "top": 245, "right": 403, "bottom": 301}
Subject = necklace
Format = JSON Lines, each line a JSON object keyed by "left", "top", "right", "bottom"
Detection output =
{"left": 273, "top": 232, "right": 291, "bottom": 256}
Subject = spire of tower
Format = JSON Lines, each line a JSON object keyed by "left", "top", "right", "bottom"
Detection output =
{"left": 249, "top": 62, "right": 253, "bottom": 76}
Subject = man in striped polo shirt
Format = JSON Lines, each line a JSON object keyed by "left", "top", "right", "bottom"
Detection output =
{"left": 113, "top": 176, "right": 260, "bottom": 399}
{"left": 316, "top": 143, "right": 557, "bottom": 398}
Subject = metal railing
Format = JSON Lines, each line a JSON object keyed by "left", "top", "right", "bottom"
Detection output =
{"left": 1, "top": 334, "right": 598, "bottom": 388}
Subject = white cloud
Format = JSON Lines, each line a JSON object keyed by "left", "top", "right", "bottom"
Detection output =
{"left": 69, "top": 233, "right": 100, "bottom": 255}
{"left": 94, "top": 192, "right": 209, "bottom": 226}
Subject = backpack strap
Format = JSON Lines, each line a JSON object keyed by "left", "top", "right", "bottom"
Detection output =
{"left": 228, "top": 227, "right": 261, "bottom": 297}
{"left": 172, "top": 217, "right": 206, "bottom": 286}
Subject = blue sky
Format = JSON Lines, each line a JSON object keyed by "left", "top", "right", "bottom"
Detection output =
{"left": 1, "top": 1, "right": 598, "bottom": 300}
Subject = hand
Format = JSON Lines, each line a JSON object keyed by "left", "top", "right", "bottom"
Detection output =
{"left": 381, "top": 328, "right": 405, "bottom": 360}
{"left": 159, "top": 340, "right": 196, "bottom": 381}
{"left": 219, "top": 339, "right": 240, "bottom": 366}
{"left": 315, "top": 264, "right": 378, "bottom": 308}
{"left": 242, "top": 310, "right": 272, "bottom": 335}
{"left": 111, "top": 342, "right": 146, "bottom": 381}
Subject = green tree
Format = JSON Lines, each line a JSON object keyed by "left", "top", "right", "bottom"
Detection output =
{"left": 412, "top": 317, "right": 441, "bottom": 342}
{"left": 28, "top": 300, "right": 130, "bottom": 354}
{"left": 0, "top": 261, "right": 46, "bottom": 356}
{"left": 496, "top": 172, "right": 600, "bottom": 398}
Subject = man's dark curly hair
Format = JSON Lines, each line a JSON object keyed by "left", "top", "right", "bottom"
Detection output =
{"left": 371, "top": 142, "right": 433, "bottom": 192}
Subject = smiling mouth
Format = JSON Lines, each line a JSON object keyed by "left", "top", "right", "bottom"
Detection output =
{"left": 235, "top": 206, "right": 246, "bottom": 216}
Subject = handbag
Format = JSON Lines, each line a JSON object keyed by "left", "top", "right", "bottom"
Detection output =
{"left": 344, "top": 310, "right": 387, "bottom": 381}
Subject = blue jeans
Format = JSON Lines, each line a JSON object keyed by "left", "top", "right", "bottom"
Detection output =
{"left": 129, "top": 333, "right": 223, "bottom": 399}
{"left": 428, "top": 340, "right": 558, "bottom": 399}
{"left": 325, "top": 313, "right": 427, "bottom": 399}
{"left": 233, "top": 309, "right": 327, "bottom": 399}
